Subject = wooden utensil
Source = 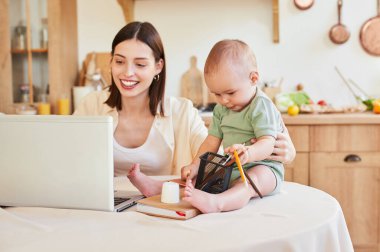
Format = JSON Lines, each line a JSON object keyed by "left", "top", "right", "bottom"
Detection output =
{"left": 329, "top": 0, "right": 350, "bottom": 44}
{"left": 273, "top": 0, "right": 279, "bottom": 43}
{"left": 359, "top": 0, "right": 380, "bottom": 56}
{"left": 294, "top": 0, "right": 314, "bottom": 10}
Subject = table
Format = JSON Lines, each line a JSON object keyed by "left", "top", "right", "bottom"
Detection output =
{"left": 0, "top": 178, "right": 354, "bottom": 252}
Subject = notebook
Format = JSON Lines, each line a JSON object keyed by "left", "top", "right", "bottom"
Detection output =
{"left": 0, "top": 115, "right": 144, "bottom": 212}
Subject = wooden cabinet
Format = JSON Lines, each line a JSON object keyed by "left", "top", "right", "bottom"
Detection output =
{"left": 0, "top": 0, "right": 78, "bottom": 114}
{"left": 285, "top": 126, "right": 309, "bottom": 185}
{"left": 283, "top": 114, "right": 380, "bottom": 252}
{"left": 310, "top": 152, "right": 380, "bottom": 252}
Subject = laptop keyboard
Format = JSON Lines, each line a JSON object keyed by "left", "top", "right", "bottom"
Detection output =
{"left": 114, "top": 197, "right": 130, "bottom": 206}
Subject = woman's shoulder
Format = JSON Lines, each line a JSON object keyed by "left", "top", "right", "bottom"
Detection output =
{"left": 74, "top": 89, "right": 113, "bottom": 115}
{"left": 163, "top": 96, "right": 194, "bottom": 115}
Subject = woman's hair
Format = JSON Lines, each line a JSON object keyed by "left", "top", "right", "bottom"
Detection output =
{"left": 105, "top": 21, "right": 166, "bottom": 116}
{"left": 204, "top": 39, "right": 257, "bottom": 77}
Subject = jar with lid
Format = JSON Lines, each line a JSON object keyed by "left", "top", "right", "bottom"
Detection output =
{"left": 19, "top": 84, "right": 30, "bottom": 103}
{"left": 40, "top": 18, "right": 48, "bottom": 49}
{"left": 14, "top": 23, "right": 26, "bottom": 50}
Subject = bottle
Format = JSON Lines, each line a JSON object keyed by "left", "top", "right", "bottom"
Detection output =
{"left": 91, "top": 73, "right": 103, "bottom": 91}
{"left": 84, "top": 52, "right": 96, "bottom": 86}
{"left": 19, "top": 83, "right": 29, "bottom": 103}
{"left": 40, "top": 18, "right": 48, "bottom": 49}
{"left": 14, "top": 23, "right": 26, "bottom": 50}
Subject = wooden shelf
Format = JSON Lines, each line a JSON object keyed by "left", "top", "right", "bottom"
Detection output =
{"left": 11, "top": 48, "right": 48, "bottom": 54}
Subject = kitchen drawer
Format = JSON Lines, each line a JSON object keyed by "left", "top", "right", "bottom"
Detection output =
{"left": 310, "top": 152, "right": 380, "bottom": 251}
{"left": 310, "top": 125, "right": 380, "bottom": 152}
{"left": 286, "top": 126, "right": 309, "bottom": 152}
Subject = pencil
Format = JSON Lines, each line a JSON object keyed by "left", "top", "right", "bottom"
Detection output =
{"left": 233, "top": 150, "right": 248, "bottom": 187}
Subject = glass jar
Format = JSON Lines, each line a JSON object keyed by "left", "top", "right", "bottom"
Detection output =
{"left": 14, "top": 24, "right": 26, "bottom": 50}
{"left": 40, "top": 18, "right": 48, "bottom": 49}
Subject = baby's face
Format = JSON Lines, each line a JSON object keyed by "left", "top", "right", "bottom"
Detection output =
{"left": 205, "top": 64, "right": 257, "bottom": 112}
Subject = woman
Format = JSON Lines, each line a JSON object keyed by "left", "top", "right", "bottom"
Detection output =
{"left": 74, "top": 22, "right": 295, "bottom": 196}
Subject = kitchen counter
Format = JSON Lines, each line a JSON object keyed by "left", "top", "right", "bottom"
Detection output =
{"left": 282, "top": 112, "right": 380, "bottom": 125}
{"left": 200, "top": 112, "right": 380, "bottom": 127}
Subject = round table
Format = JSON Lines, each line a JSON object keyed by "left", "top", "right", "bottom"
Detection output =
{"left": 0, "top": 179, "right": 354, "bottom": 252}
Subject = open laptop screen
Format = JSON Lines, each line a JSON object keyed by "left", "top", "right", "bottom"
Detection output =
{"left": 0, "top": 115, "right": 117, "bottom": 211}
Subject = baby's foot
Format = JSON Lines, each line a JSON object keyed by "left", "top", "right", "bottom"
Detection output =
{"left": 182, "top": 179, "right": 221, "bottom": 213}
{"left": 127, "top": 164, "right": 163, "bottom": 197}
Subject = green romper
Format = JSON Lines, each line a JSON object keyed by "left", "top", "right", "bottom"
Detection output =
{"left": 208, "top": 88, "right": 284, "bottom": 192}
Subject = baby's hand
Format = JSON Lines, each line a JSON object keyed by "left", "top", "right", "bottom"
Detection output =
{"left": 224, "top": 144, "right": 250, "bottom": 165}
{"left": 181, "top": 163, "right": 198, "bottom": 181}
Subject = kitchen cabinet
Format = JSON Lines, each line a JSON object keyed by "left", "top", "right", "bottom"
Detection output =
{"left": 0, "top": 0, "right": 78, "bottom": 114}
{"left": 284, "top": 126, "right": 309, "bottom": 185}
{"left": 283, "top": 113, "right": 380, "bottom": 252}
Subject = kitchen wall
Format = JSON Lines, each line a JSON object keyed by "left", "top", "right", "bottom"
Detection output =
{"left": 78, "top": 0, "right": 380, "bottom": 107}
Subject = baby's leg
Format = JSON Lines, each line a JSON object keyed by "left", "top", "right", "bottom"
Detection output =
{"left": 183, "top": 178, "right": 253, "bottom": 213}
{"left": 127, "top": 164, "right": 163, "bottom": 197}
{"left": 183, "top": 165, "right": 277, "bottom": 213}
{"left": 244, "top": 165, "right": 277, "bottom": 197}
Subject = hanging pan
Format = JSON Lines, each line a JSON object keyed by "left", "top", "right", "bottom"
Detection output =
{"left": 359, "top": 0, "right": 380, "bottom": 56}
{"left": 294, "top": 0, "right": 314, "bottom": 10}
{"left": 329, "top": 0, "right": 350, "bottom": 44}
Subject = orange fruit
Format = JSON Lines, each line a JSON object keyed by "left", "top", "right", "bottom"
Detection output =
{"left": 373, "top": 100, "right": 380, "bottom": 114}
{"left": 287, "top": 105, "right": 300, "bottom": 116}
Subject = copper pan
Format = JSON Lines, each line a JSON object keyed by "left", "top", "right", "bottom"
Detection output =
{"left": 329, "top": 0, "right": 350, "bottom": 44}
{"left": 360, "top": 0, "right": 380, "bottom": 56}
{"left": 294, "top": 0, "right": 314, "bottom": 10}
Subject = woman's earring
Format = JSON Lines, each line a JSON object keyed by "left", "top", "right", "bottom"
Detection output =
{"left": 154, "top": 74, "right": 160, "bottom": 81}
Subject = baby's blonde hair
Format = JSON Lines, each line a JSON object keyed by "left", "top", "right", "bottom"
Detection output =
{"left": 204, "top": 39, "right": 257, "bottom": 77}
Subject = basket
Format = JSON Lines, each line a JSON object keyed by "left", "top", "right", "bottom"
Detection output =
{"left": 195, "top": 152, "right": 233, "bottom": 194}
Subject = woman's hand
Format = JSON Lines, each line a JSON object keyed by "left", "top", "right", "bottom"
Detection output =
{"left": 181, "top": 163, "right": 199, "bottom": 181}
{"left": 250, "top": 127, "right": 296, "bottom": 164}
{"left": 270, "top": 131, "right": 296, "bottom": 164}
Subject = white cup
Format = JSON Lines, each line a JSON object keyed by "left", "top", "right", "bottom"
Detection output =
{"left": 161, "top": 182, "right": 180, "bottom": 204}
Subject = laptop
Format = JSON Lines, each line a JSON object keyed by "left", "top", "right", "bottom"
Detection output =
{"left": 0, "top": 115, "right": 144, "bottom": 212}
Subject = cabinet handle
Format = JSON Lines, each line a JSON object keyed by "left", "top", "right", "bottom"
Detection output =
{"left": 344, "top": 154, "right": 361, "bottom": 163}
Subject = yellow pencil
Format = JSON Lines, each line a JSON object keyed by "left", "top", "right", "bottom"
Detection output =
{"left": 233, "top": 150, "right": 248, "bottom": 187}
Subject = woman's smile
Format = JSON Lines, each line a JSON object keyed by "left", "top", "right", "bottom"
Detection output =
{"left": 120, "top": 79, "right": 139, "bottom": 89}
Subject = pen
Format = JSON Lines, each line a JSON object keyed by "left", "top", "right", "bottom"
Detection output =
{"left": 233, "top": 150, "right": 249, "bottom": 187}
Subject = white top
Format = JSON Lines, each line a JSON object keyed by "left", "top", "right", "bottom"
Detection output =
{"left": 0, "top": 180, "right": 354, "bottom": 252}
{"left": 74, "top": 90, "right": 208, "bottom": 175}
{"left": 113, "top": 121, "right": 172, "bottom": 176}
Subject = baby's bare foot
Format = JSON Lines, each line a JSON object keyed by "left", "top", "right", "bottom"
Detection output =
{"left": 182, "top": 179, "right": 221, "bottom": 213}
{"left": 127, "top": 164, "right": 163, "bottom": 197}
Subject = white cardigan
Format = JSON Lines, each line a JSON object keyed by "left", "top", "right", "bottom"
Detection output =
{"left": 74, "top": 90, "right": 208, "bottom": 175}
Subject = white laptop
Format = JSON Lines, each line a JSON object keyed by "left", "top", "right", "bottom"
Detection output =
{"left": 0, "top": 115, "right": 144, "bottom": 212}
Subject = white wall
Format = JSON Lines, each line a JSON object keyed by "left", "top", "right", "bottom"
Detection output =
{"left": 78, "top": 0, "right": 380, "bottom": 107}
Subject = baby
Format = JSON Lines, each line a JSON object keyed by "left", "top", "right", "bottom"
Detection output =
{"left": 181, "top": 39, "right": 284, "bottom": 213}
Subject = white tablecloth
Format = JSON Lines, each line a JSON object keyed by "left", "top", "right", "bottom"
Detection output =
{"left": 0, "top": 179, "right": 353, "bottom": 252}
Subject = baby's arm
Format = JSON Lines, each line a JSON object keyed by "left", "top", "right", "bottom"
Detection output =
{"left": 225, "top": 136, "right": 275, "bottom": 165}
{"left": 181, "top": 135, "right": 221, "bottom": 180}
{"left": 247, "top": 135, "right": 276, "bottom": 162}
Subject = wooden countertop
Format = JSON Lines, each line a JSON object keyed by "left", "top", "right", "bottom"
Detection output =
{"left": 201, "top": 112, "right": 380, "bottom": 126}
{"left": 282, "top": 112, "right": 380, "bottom": 125}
